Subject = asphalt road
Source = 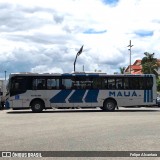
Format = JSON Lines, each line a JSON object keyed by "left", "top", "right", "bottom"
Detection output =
{"left": 0, "top": 107, "right": 160, "bottom": 160}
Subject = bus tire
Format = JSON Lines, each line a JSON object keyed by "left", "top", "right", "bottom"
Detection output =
{"left": 103, "top": 99, "right": 116, "bottom": 111}
{"left": 31, "top": 100, "right": 44, "bottom": 113}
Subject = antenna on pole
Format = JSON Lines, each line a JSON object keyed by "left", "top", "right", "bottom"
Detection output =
{"left": 127, "top": 40, "right": 133, "bottom": 74}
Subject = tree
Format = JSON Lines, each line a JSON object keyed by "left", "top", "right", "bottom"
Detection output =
{"left": 141, "top": 52, "right": 159, "bottom": 77}
{"left": 119, "top": 67, "right": 126, "bottom": 74}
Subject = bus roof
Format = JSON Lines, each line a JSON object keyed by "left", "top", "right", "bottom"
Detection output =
{"left": 9, "top": 72, "right": 155, "bottom": 78}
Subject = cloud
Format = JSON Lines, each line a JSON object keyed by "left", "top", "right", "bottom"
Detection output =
{"left": 31, "top": 65, "right": 63, "bottom": 73}
{"left": 53, "top": 14, "right": 64, "bottom": 24}
{"left": 0, "top": 0, "right": 160, "bottom": 79}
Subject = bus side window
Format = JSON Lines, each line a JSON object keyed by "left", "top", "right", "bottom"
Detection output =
{"left": 92, "top": 78, "right": 102, "bottom": 89}
{"left": 37, "top": 83, "right": 44, "bottom": 89}
{"left": 116, "top": 78, "right": 123, "bottom": 89}
{"left": 102, "top": 79, "right": 108, "bottom": 89}
{"left": 129, "top": 78, "right": 139, "bottom": 90}
{"left": 108, "top": 78, "right": 115, "bottom": 89}
{"left": 47, "top": 79, "right": 59, "bottom": 90}
{"left": 62, "top": 79, "right": 72, "bottom": 89}
{"left": 117, "top": 84, "right": 122, "bottom": 89}
{"left": 61, "top": 84, "right": 66, "bottom": 89}
{"left": 112, "top": 85, "right": 116, "bottom": 89}
{"left": 139, "top": 78, "right": 145, "bottom": 89}
{"left": 108, "top": 84, "right": 112, "bottom": 89}
{"left": 124, "top": 78, "right": 129, "bottom": 89}
{"left": 32, "top": 79, "right": 46, "bottom": 90}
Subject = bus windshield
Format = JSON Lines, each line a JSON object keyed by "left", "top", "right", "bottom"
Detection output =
{"left": 9, "top": 76, "right": 27, "bottom": 96}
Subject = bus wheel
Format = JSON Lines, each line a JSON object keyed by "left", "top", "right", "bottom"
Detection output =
{"left": 103, "top": 100, "right": 116, "bottom": 111}
{"left": 31, "top": 100, "right": 44, "bottom": 113}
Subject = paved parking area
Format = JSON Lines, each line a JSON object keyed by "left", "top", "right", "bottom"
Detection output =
{"left": 1, "top": 107, "right": 160, "bottom": 159}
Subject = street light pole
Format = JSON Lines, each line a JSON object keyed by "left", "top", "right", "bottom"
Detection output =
{"left": 74, "top": 54, "right": 78, "bottom": 72}
{"left": 127, "top": 40, "right": 133, "bottom": 74}
{"left": 4, "top": 71, "right": 6, "bottom": 80}
{"left": 73, "top": 45, "right": 83, "bottom": 72}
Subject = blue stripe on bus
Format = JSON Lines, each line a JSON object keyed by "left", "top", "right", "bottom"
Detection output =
{"left": 88, "top": 74, "right": 99, "bottom": 77}
{"left": 74, "top": 74, "right": 87, "bottom": 77}
{"left": 68, "top": 90, "right": 86, "bottom": 103}
{"left": 145, "top": 90, "right": 149, "bottom": 102}
{"left": 144, "top": 90, "right": 146, "bottom": 102}
{"left": 85, "top": 90, "right": 99, "bottom": 103}
{"left": 150, "top": 89, "right": 153, "bottom": 102}
{"left": 144, "top": 89, "right": 153, "bottom": 103}
{"left": 61, "top": 74, "right": 72, "bottom": 77}
{"left": 147, "top": 90, "right": 150, "bottom": 102}
{"left": 50, "top": 90, "right": 72, "bottom": 103}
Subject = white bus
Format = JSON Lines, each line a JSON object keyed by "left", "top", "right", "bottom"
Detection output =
{"left": 6, "top": 72, "right": 157, "bottom": 112}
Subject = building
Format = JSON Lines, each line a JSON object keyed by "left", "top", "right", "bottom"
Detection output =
{"left": 125, "top": 60, "right": 142, "bottom": 74}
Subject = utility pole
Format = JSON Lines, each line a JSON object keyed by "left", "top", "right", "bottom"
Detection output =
{"left": 4, "top": 71, "right": 6, "bottom": 80}
{"left": 83, "top": 65, "right": 84, "bottom": 72}
{"left": 127, "top": 40, "right": 133, "bottom": 74}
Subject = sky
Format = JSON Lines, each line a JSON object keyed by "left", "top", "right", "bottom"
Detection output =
{"left": 0, "top": 0, "right": 160, "bottom": 79}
